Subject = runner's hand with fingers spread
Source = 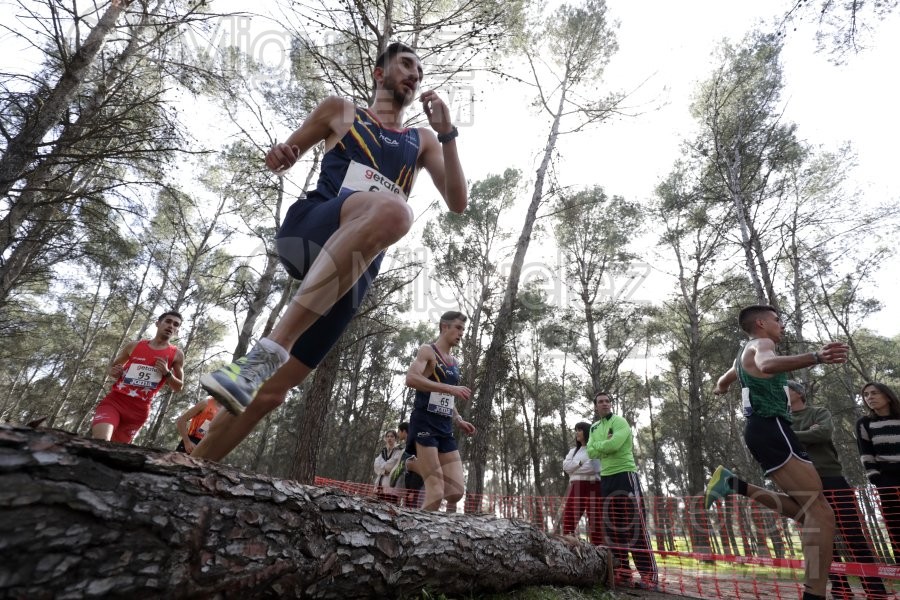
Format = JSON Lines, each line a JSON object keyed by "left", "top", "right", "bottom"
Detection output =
{"left": 420, "top": 90, "right": 453, "bottom": 135}
{"left": 265, "top": 143, "right": 301, "bottom": 174}
{"left": 818, "top": 341, "right": 850, "bottom": 364}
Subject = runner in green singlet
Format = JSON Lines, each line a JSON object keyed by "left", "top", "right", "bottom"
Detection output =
{"left": 704, "top": 304, "right": 849, "bottom": 600}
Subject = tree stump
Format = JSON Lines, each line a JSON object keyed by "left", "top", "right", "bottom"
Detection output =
{"left": 0, "top": 424, "right": 611, "bottom": 599}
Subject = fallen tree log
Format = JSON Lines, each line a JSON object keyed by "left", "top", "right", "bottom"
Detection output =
{"left": 0, "top": 424, "right": 611, "bottom": 599}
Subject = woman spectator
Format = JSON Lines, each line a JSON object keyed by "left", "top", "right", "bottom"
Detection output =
{"left": 562, "top": 421, "right": 603, "bottom": 544}
{"left": 373, "top": 430, "right": 402, "bottom": 505}
{"left": 856, "top": 382, "right": 900, "bottom": 560}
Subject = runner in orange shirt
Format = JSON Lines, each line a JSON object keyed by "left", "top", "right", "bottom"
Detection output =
{"left": 175, "top": 397, "right": 220, "bottom": 454}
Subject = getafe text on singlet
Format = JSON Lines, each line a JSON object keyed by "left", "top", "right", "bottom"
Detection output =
{"left": 310, "top": 107, "right": 421, "bottom": 202}
{"left": 109, "top": 340, "right": 178, "bottom": 405}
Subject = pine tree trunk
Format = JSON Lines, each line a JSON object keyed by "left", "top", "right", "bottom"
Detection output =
{"left": 233, "top": 249, "right": 281, "bottom": 359}
{"left": 466, "top": 85, "right": 568, "bottom": 510}
{"left": 0, "top": 424, "right": 611, "bottom": 599}
{"left": 749, "top": 221, "right": 778, "bottom": 311}
{"left": 233, "top": 172, "right": 288, "bottom": 359}
{"left": 261, "top": 278, "right": 299, "bottom": 338}
{"left": 288, "top": 344, "right": 342, "bottom": 484}
{"left": 0, "top": 0, "right": 131, "bottom": 198}
{"left": 250, "top": 414, "right": 275, "bottom": 472}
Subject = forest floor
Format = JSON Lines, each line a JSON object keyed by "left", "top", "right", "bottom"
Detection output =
{"left": 431, "top": 584, "right": 691, "bottom": 600}
{"left": 431, "top": 573, "right": 824, "bottom": 599}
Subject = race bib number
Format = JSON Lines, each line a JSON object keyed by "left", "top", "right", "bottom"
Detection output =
{"left": 340, "top": 161, "right": 407, "bottom": 200}
{"left": 196, "top": 419, "right": 212, "bottom": 436}
{"left": 427, "top": 391, "right": 455, "bottom": 417}
{"left": 122, "top": 363, "right": 162, "bottom": 389}
{"left": 741, "top": 386, "right": 753, "bottom": 417}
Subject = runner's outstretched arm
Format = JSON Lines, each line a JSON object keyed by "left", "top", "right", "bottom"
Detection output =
{"left": 753, "top": 338, "right": 848, "bottom": 373}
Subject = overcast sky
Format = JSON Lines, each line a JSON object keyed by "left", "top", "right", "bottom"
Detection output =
{"left": 406, "top": 0, "right": 900, "bottom": 336}
{"left": 1, "top": 0, "right": 897, "bottom": 339}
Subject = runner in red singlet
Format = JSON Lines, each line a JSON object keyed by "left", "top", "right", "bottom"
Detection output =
{"left": 91, "top": 311, "right": 185, "bottom": 443}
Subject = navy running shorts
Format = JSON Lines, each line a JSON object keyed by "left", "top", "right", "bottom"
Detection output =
{"left": 407, "top": 408, "right": 458, "bottom": 454}
{"left": 275, "top": 190, "right": 383, "bottom": 368}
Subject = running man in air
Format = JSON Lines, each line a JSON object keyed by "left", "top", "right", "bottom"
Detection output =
{"left": 193, "top": 42, "right": 466, "bottom": 461}
{"left": 706, "top": 304, "right": 849, "bottom": 600}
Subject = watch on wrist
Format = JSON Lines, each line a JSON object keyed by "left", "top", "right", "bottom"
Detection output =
{"left": 813, "top": 352, "right": 823, "bottom": 365}
{"left": 437, "top": 126, "right": 458, "bottom": 144}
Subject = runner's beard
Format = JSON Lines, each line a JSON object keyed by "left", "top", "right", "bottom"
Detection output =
{"left": 385, "top": 76, "right": 415, "bottom": 107}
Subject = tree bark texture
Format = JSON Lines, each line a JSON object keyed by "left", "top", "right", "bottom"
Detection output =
{"left": 0, "top": 424, "right": 611, "bottom": 599}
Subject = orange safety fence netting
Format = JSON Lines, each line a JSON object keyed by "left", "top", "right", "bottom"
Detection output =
{"left": 315, "top": 476, "right": 900, "bottom": 599}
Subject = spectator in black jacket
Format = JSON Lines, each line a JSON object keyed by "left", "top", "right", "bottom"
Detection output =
{"left": 856, "top": 381, "right": 900, "bottom": 562}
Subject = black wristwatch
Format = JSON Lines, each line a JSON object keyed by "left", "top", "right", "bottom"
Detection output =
{"left": 437, "top": 126, "right": 458, "bottom": 144}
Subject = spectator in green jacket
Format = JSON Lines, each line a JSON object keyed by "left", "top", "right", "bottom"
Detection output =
{"left": 789, "top": 381, "right": 887, "bottom": 600}
{"left": 587, "top": 391, "right": 657, "bottom": 591}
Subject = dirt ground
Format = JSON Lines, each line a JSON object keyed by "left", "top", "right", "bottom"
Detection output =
{"left": 621, "top": 592, "right": 692, "bottom": 600}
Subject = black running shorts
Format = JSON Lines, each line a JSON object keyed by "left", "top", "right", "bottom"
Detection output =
{"left": 744, "top": 415, "right": 811, "bottom": 475}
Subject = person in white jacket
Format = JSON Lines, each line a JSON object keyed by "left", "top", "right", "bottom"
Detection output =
{"left": 373, "top": 430, "right": 402, "bottom": 504}
{"left": 562, "top": 421, "right": 603, "bottom": 544}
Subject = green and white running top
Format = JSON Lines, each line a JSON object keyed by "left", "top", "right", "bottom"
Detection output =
{"left": 736, "top": 344, "right": 791, "bottom": 420}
